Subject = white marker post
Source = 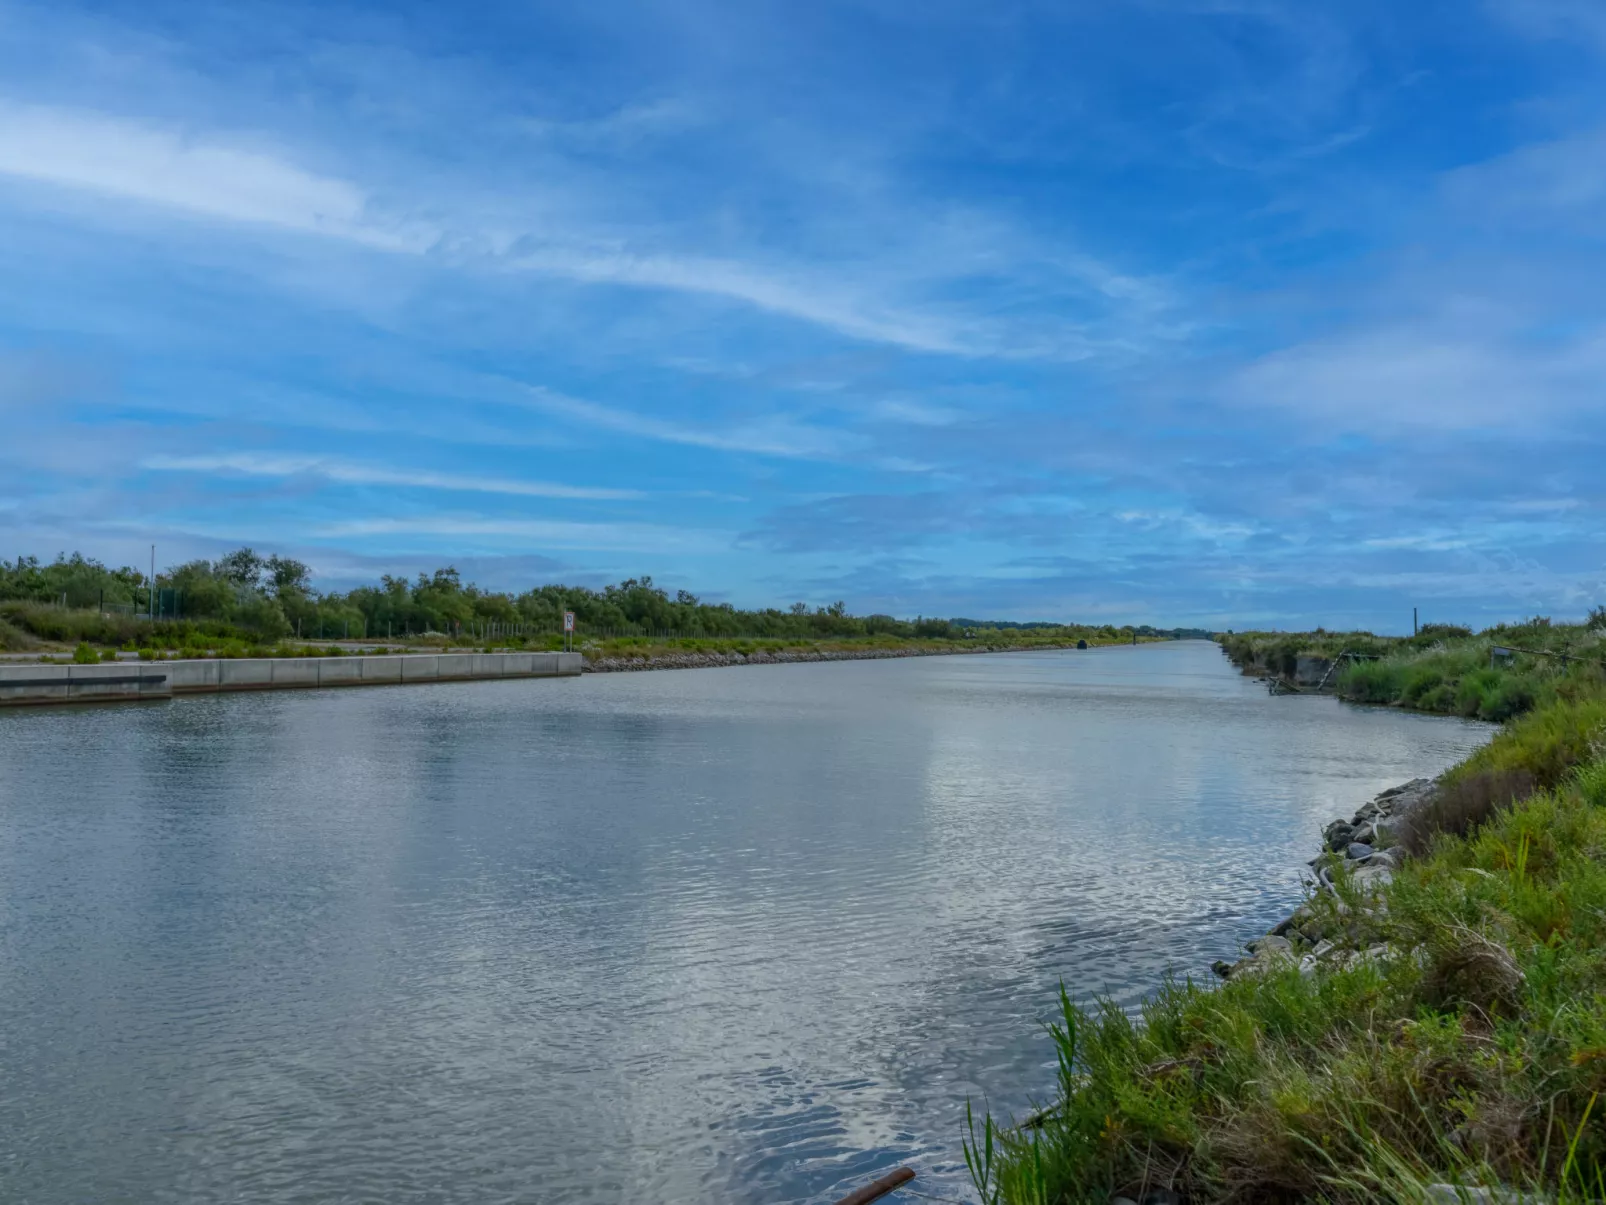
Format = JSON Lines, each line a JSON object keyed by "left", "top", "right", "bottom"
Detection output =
{"left": 563, "top": 611, "right": 575, "bottom": 653}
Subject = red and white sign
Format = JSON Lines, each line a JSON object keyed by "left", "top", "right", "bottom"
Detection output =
{"left": 563, "top": 612, "right": 575, "bottom": 632}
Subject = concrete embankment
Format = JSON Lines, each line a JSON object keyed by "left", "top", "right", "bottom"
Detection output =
{"left": 0, "top": 651, "right": 583, "bottom": 707}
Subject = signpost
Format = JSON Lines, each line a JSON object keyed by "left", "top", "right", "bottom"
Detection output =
{"left": 563, "top": 611, "right": 575, "bottom": 652}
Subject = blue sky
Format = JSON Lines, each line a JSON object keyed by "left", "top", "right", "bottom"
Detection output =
{"left": 1, "top": 0, "right": 1603, "bottom": 630}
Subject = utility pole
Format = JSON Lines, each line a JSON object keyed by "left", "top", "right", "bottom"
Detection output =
{"left": 1413, "top": 607, "right": 1418, "bottom": 636}
{"left": 149, "top": 545, "right": 155, "bottom": 621}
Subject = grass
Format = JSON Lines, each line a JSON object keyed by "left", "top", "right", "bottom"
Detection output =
{"left": 579, "top": 630, "right": 1164, "bottom": 664}
{"left": 1221, "top": 620, "right": 1606, "bottom": 723}
{"left": 972, "top": 688, "right": 1606, "bottom": 1203}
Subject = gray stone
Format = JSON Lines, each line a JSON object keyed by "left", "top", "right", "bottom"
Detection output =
{"left": 1248, "top": 934, "right": 1293, "bottom": 957}
{"left": 1353, "top": 864, "right": 1394, "bottom": 891}
{"left": 1350, "top": 823, "right": 1376, "bottom": 845}
{"left": 1346, "top": 842, "right": 1375, "bottom": 860}
{"left": 1423, "top": 1184, "right": 1551, "bottom": 1204}
{"left": 1324, "top": 820, "right": 1355, "bottom": 851}
{"left": 1270, "top": 912, "right": 1301, "bottom": 937}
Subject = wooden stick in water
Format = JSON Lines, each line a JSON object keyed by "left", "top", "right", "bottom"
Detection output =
{"left": 831, "top": 1166, "right": 916, "bottom": 1205}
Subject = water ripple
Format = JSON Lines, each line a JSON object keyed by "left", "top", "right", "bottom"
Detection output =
{"left": 0, "top": 644, "right": 1491, "bottom": 1203}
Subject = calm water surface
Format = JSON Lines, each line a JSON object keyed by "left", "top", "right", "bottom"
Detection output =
{"left": 0, "top": 643, "right": 1491, "bottom": 1203}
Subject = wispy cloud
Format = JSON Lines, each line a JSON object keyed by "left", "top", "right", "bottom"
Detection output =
{"left": 0, "top": 96, "right": 1170, "bottom": 361}
{"left": 518, "top": 387, "right": 858, "bottom": 459}
{"left": 319, "top": 516, "right": 727, "bottom": 553}
{"left": 142, "top": 452, "right": 643, "bottom": 500}
{"left": 0, "top": 102, "right": 432, "bottom": 250}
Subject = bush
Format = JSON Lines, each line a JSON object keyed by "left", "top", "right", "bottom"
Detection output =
{"left": 71, "top": 641, "right": 99, "bottom": 664}
{"left": 234, "top": 595, "right": 290, "bottom": 640}
{"left": 1398, "top": 768, "right": 1538, "bottom": 857}
{"left": 1453, "top": 696, "right": 1606, "bottom": 789}
{"left": 0, "top": 615, "right": 37, "bottom": 651}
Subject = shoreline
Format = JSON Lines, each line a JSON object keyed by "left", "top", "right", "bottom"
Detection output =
{"left": 1211, "top": 775, "right": 1441, "bottom": 981}
{"left": 580, "top": 640, "right": 1111, "bottom": 673}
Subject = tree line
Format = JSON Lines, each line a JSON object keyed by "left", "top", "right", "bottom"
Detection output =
{"left": 1, "top": 549, "right": 1185, "bottom": 642}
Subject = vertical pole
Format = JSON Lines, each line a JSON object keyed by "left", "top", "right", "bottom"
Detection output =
{"left": 1413, "top": 607, "right": 1418, "bottom": 636}
{"left": 149, "top": 545, "right": 155, "bottom": 621}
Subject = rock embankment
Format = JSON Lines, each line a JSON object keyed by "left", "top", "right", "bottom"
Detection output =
{"left": 1212, "top": 777, "right": 1440, "bottom": 981}
{"left": 582, "top": 643, "right": 1042, "bottom": 673}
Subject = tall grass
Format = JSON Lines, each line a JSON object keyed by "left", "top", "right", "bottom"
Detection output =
{"left": 1338, "top": 645, "right": 1563, "bottom": 721}
{"left": 972, "top": 708, "right": 1606, "bottom": 1203}
{"left": 1223, "top": 619, "right": 1606, "bottom": 722}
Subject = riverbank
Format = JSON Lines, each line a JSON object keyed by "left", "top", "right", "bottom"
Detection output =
{"left": 1218, "top": 621, "right": 1606, "bottom": 722}
{"left": 973, "top": 683, "right": 1606, "bottom": 1203}
{"left": 581, "top": 639, "right": 1120, "bottom": 672}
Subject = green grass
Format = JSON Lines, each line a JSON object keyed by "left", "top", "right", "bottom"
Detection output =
{"left": 577, "top": 631, "right": 1164, "bottom": 663}
{"left": 973, "top": 691, "right": 1606, "bottom": 1204}
{"left": 1222, "top": 620, "right": 1606, "bottom": 723}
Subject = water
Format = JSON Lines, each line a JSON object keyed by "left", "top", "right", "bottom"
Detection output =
{"left": 0, "top": 642, "right": 1491, "bottom": 1204}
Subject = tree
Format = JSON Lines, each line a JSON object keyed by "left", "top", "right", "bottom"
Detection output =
{"left": 163, "top": 559, "right": 233, "bottom": 618}
{"left": 265, "top": 555, "right": 312, "bottom": 598}
{"left": 215, "top": 548, "right": 266, "bottom": 590}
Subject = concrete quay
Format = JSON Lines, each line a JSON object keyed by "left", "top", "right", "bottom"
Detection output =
{"left": 0, "top": 651, "right": 583, "bottom": 707}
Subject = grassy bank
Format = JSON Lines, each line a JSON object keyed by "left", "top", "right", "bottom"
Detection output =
{"left": 1220, "top": 616, "right": 1606, "bottom": 722}
{"left": 576, "top": 630, "right": 1164, "bottom": 664}
{"left": 971, "top": 679, "right": 1606, "bottom": 1202}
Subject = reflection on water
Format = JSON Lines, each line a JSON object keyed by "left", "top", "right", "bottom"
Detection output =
{"left": 0, "top": 642, "right": 1490, "bottom": 1203}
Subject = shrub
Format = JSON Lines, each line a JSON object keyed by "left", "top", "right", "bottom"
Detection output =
{"left": 1398, "top": 768, "right": 1538, "bottom": 857}
{"left": 71, "top": 641, "right": 99, "bottom": 664}
{"left": 234, "top": 595, "right": 290, "bottom": 640}
{"left": 1481, "top": 676, "right": 1540, "bottom": 722}
{"left": 0, "top": 615, "right": 37, "bottom": 651}
{"left": 1453, "top": 696, "right": 1606, "bottom": 789}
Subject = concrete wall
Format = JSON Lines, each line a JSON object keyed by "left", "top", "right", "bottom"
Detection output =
{"left": 0, "top": 651, "right": 581, "bottom": 707}
{"left": 0, "top": 662, "right": 173, "bottom": 705}
{"left": 1293, "top": 655, "right": 1336, "bottom": 688}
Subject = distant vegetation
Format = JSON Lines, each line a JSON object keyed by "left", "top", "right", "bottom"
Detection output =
{"left": 0, "top": 549, "right": 1209, "bottom": 653}
{"left": 1221, "top": 613, "right": 1606, "bottom": 723}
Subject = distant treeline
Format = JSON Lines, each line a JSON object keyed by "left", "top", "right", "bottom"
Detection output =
{"left": 0, "top": 550, "right": 1194, "bottom": 643}
{"left": 956, "top": 616, "right": 1215, "bottom": 639}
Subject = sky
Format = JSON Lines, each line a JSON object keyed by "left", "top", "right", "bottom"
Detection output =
{"left": 1, "top": 0, "right": 1604, "bottom": 631}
